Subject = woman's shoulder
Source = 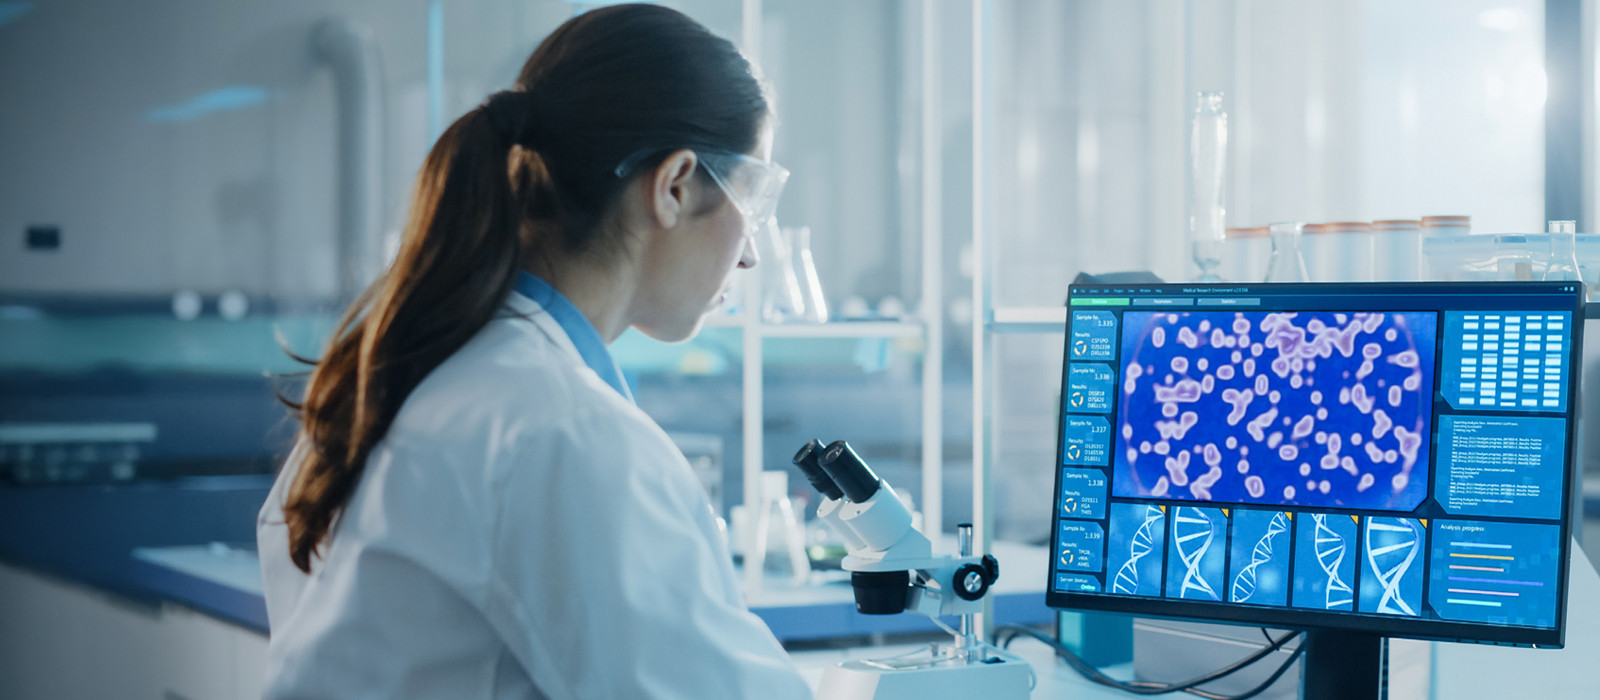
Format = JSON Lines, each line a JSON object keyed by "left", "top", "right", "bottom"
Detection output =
{"left": 389, "top": 311, "right": 640, "bottom": 448}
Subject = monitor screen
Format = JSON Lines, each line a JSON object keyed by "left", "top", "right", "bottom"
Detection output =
{"left": 1046, "top": 281, "right": 1584, "bottom": 648}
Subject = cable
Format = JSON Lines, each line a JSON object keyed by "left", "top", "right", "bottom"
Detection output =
{"left": 993, "top": 624, "right": 1298, "bottom": 699}
{"left": 993, "top": 624, "right": 1297, "bottom": 691}
{"left": 992, "top": 624, "right": 1303, "bottom": 699}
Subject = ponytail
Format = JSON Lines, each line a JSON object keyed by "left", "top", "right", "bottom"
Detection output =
{"left": 278, "top": 3, "right": 769, "bottom": 573}
{"left": 282, "top": 106, "right": 522, "bottom": 573}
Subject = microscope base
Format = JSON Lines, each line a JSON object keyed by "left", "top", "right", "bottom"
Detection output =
{"left": 816, "top": 651, "right": 1033, "bottom": 699}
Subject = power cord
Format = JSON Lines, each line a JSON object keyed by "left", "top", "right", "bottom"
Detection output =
{"left": 992, "top": 624, "right": 1304, "bottom": 700}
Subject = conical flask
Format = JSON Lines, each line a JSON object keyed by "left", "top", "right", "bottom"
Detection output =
{"left": 1264, "top": 222, "right": 1309, "bottom": 282}
{"left": 1544, "top": 220, "right": 1583, "bottom": 283}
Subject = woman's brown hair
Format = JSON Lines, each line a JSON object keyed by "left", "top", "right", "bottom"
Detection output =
{"left": 280, "top": 4, "right": 769, "bottom": 573}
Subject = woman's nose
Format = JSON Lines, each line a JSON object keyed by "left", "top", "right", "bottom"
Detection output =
{"left": 738, "top": 232, "right": 759, "bottom": 269}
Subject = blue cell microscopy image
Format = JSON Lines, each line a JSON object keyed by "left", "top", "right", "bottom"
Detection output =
{"left": 1359, "top": 517, "right": 1424, "bottom": 616}
{"left": 1164, "top": 506, "right": 1227, "bottom": 600}
{"left": 1229, "top": 509, "right": 1291, "bottom": 607}
{"left": 1106, "top": 503, "right": 1166, "bottom": 597}
{"left": 1112, "top": 310, "right": 1435, "bottom": 511}
{"left": 1293, "top": 512, "right": 1358, "bottom": 611}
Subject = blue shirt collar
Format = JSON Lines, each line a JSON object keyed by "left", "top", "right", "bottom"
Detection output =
{"left": 512, "top": 271, "right": 634, "bottom": 403}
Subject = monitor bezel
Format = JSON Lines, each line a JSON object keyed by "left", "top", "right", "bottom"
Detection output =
{"left": 1045, "top": 281, "right": 1583, "bottom": 649}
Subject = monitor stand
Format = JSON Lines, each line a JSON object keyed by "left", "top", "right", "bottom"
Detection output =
{"left": 1301, "top": 630, "right": 1385, "bottom": 700}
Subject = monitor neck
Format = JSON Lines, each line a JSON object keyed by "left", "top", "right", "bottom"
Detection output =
{"left": 1302, "top": 629, "right": 1386, "bottom": 700}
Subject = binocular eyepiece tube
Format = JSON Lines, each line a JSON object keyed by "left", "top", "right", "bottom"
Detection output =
{"left": 793, "top": 439, "right": 883, "bottom": 504}
{"left": 818, "top": 440, "right": 881, "bottom": 503}
{"left": 791, "top": 439, "right": 845, "bottom": 502}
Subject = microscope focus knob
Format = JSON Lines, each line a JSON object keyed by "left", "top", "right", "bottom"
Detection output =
{"left": 953, "top": 563, "right": 989, "bottom": 601}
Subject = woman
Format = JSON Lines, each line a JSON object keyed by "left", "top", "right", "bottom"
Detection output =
{"left": 257, "top": 5, "right": 810, "bottom": 698}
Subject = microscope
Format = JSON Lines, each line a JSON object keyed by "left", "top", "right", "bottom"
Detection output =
{"left": 792, "top": 440, "right": 1034, "bottom": 699}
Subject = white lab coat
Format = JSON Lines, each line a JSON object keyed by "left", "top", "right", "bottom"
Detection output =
{"left": 257, "top": 290, "right": 811, "bottom": 699}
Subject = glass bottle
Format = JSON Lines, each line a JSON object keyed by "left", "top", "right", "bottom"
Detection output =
{"left": 1264, "top": 222, "right": 1310, "bottom": 282}
{"left": 1190, "top": 91, "right": 1228, "bottom": 281}
{"left": 1543, "top": 220, "right": 1583, "bottom": 283}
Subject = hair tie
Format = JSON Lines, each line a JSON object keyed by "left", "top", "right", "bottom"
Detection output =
{"left": 481, "top": 90, "right": 540, "bottom": 149}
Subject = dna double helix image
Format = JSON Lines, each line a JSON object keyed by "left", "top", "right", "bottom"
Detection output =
{"left": 1292, "top": 511, "right": 1356, "bottom": 610}
{"left": 1109, "top": 504, "right": 1165, "bottom": 596}
{"left": 1231, "top": 511, "right": 1289, "bottom": 604}
{"left": 1314, "top": 513, "right": 1354, "bottom": 608}
{"left": 1166, "top": 506, "right": 1225, "bottom": 600}
{"left": 1360, "top": 517, "right": 1422, "bottom": 616}
{"left": 1293, "top": 512, "right": 1356, "bottom": 610}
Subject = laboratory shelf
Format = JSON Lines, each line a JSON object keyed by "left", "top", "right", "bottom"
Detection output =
{"left": 700, "top": 316, "right": 926, "bottom": 338}
{"left": 759, "top": 320, "right": 924, "bottom": 339}
{"left": 989, "top": 306, "right": 1068, "bottom": 334}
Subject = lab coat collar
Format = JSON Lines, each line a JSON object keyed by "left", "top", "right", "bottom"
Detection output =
{"left": 511, "top": 271, "right": 635, "bottom": 403}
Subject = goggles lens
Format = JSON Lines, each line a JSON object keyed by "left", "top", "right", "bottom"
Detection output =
{"left": 614, "top": 148, "right": 790, "bottom": 233}
{"left": 698, "top": 151, "right": 790, "bottom": 232}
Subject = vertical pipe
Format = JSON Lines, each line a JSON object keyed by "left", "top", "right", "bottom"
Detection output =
{"left": 957, "top": 522, "right": 976, "bottom": 655}
{"left": 1580, "top": 0, "right": 1598, "bottom": 546}
{"left": 740, "top": 0, "right": 765, "bottom": 594}
{"left": 920, "top": 0, "right": 945, "bottom": 542}
{"left": 1583, "top": 0, "right": 1597, "bottom": 236}
{"left": 313, "top": 18, "right": 386, "bottom": 298}
{"left": 1549, "top": 0, "right": 1584, "bottom": 224}
{"left": 1233, "top": 0, "right": 1253, "bottom": 232}
{"left": 427, "top": 1, "right": 444, "bottom": 142}
{"left": 1182, "top": 0, "right": 1196, "bottom": 281}
{"left": 970, "top": 0, "right": 992, "bottom": 638}
{"left": 743, "top": 0, "right": 763, "bottom": 66}
{"left": 742, "top": 286, "right": 763, "bottom": 594}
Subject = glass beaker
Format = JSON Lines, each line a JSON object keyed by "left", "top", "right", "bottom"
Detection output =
{"left": 787, "top": 225, "right": 828, "bottom": 323}
{"left": 1264, "top": 222, "right": 1310, "bottom": 282}
{"left": 1190, "top": 91, "right": 1229, "bottom": 281}
{"left": 757, "top": 216, "right": 805, "bottom": 322}
{"left": 1544, "top": 220, "right": 1583, "bottom": 283}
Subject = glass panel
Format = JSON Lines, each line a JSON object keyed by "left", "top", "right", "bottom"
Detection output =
{"left": 763, "top": 0, "right": 917, "bottom": 317}
{"left": 993, "top": 332, "right": 1066, "bottom": 543}
{"left": 985, "top": 0, "right": 1545, "bottom": 303}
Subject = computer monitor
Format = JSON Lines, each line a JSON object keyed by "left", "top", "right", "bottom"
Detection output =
{"left": 1047, "top": 281, "right": 1584, "bottom": 699}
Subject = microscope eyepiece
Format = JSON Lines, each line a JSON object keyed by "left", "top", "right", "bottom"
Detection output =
{"left": 818, "top": 440, "right": 881, "bottom": 503}
{"left": 792, "top": 439, "right": 844, "bottom": 501}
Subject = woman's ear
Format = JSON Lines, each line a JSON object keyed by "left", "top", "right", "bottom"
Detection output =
{"left": 649, "top": 149, "right": 700, "bottom": 230}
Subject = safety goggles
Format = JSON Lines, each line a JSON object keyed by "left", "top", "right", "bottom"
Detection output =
{"left": 615, "top": 148, "right": 790, "bottom": 233}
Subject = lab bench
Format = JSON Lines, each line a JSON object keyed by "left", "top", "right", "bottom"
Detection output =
{"left": 5, "top": 476, "right": 1596, "bottom": 698}
{"left": 0, "top": 475, "right": 1052, "bottom": 698}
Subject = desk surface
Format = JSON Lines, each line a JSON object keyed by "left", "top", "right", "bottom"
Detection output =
{"left": 117, "top": 527, "right": 1057, "bottom": 642}
{"left": 0, "top": 477, "right": 1056, "bottom": 641}
{"left": 792, "top": 545, "right": 1600, "bottom": 699}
